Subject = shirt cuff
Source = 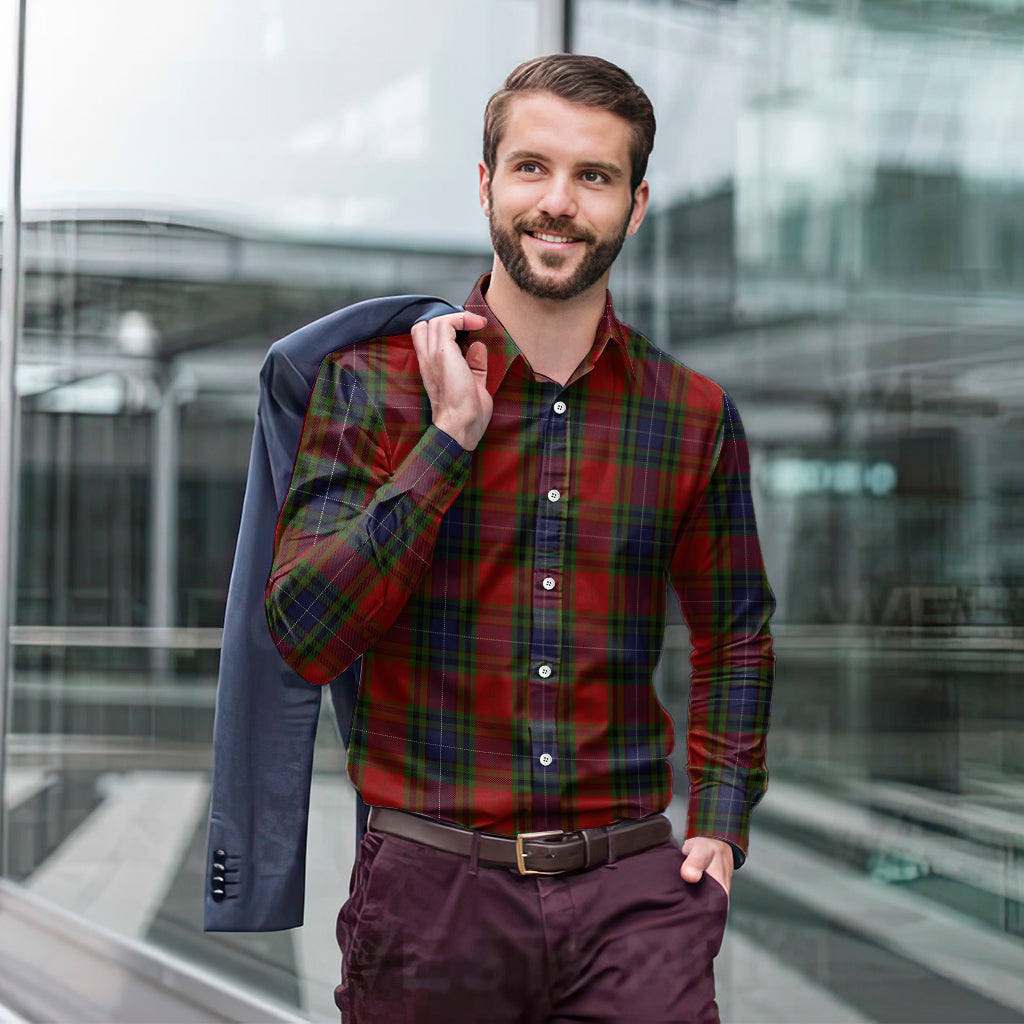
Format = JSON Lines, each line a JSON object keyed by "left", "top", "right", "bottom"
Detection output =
{"left": 685, "top": 780, "right": 758, "bottom": 867}
{"left": 386, "top": 422, "right": 471, "bottom": 517}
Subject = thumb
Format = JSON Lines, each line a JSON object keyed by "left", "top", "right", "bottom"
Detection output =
{"left": 680, "top": 844, "right": 710, "bottom": 883}
{"left": 466, "top": 340, "right": 488, "bottom": 378}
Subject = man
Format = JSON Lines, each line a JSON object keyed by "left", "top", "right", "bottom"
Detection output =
{"left": 266, "top": 54, "right": 774, "bottom": 1023}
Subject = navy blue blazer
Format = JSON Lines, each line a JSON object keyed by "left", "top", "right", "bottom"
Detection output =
{"left": 204, "top": 295, "right": 459, "bottom": 932}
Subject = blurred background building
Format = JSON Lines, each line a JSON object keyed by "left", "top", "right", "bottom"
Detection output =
{"left": 1, "top": 0, "right": 1023, "bottom": 1021}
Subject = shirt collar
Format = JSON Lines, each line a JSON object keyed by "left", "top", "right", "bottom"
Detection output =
{"left": 461, "top": 274, "right": 637, "bottom": 394}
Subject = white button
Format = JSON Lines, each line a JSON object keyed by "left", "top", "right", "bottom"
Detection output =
{"left": 538, "top": 664, "right": 552, "bottom": 679}
{"left": 542, "top": 576, "right": 556, "bottom": 591}
{"left": 539, "top": 752, "right": 553, "bottom": 767}
{"left": 553, "top": 401, "right": 567, "bottom": 415}
{"left": 547, "top": 489, "right": 560, "bottom": 503}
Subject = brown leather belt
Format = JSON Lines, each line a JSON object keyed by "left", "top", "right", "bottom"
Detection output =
{"left": 368, "top": 806, "right": 673, "bottom": 876}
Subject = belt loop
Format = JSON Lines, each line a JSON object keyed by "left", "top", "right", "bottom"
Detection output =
{"left": 581, "top": 829, "right": 593, "bottom": 869}
{"left": 606, "top": 828, "right": 618, "bottom": 869}
{"left": 468, "top": 831, "right": 480, "bottom": 877}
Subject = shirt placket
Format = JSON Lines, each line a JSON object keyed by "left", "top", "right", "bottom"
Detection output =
{"left": 528, "top": 383, "right": 570, "bottom": 831}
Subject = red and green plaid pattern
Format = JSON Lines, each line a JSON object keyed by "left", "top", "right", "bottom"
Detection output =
{"left": 266, "top": 276, "right": 775, "bottom": 859}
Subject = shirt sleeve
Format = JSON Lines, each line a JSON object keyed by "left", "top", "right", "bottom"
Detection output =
{"left": 669, "top": 389, "right": 776, "bottom": 866}
{"left": 265, "top": 350, "right": 471, "bottom": 685}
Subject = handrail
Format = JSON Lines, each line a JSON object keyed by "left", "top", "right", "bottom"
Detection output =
{"left": 6, "top": 622, "right": 1024, "bottom": 652}
{"left": 9, "top": 625, "right": 224, "bottom": 649}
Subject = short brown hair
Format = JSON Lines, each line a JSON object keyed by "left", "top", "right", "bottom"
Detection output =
{"left": 483, "top": 54, "right": 656, "bottom": 193}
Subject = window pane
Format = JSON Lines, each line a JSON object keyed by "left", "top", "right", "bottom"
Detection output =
{"left": 576, "top": 1, "right": 1024, "bottom": 1021}
{"left": 10, "top": 2, "right": 539, "bottom": 1019}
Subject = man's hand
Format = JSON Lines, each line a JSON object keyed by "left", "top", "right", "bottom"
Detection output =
{"left": 680, "top": 837, "right": 734, "bottom": 897}
{"left": 411, "top": 311, "right": 490, "bottom": 451}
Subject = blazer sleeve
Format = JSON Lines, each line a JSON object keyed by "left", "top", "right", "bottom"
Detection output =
{"left": 204, "top": 296, "right": 458, "bottom": 932}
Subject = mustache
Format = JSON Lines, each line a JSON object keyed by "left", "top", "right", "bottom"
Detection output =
{"left": 513, "top": 216, "right": 595, "bottom": 245}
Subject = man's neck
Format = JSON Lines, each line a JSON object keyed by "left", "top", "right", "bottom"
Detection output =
{"left": 483, "top": 260, "right": 608, "bottom": 386}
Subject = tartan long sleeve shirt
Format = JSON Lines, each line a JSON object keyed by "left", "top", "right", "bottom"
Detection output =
{"left": 266, "top": 276, "right": 775, "bottom": 861}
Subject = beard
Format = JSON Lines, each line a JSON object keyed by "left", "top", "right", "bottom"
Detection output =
{"left": 488, "top": 188, "right": 631, "bottom": 301}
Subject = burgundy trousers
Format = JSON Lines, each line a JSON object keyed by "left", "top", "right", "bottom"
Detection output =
{"left": 335, "top": 826, "right": 729, "bottom": 1024}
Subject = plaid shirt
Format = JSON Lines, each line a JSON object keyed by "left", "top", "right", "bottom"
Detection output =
{"left": 266, "top": 276, "right": 774, "bottom": 860}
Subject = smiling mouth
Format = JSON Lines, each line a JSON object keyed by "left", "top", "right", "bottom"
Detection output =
{"left": 527, "top": 230, "right": 581, "bottom": 244}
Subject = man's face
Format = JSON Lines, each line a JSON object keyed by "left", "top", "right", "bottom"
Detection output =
{"left": 480, "top": 92, "right": 649, "bottom": 302}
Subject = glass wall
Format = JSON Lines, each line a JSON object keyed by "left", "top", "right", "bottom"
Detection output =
{"left": 3, "top": 0, "right": 1024, "bottom": 1021}
{"left": 578, "top": 1, "right": 1024, "bottom": 1021}
{"left": 0, "top": 3, "right": 11, "bottom": 214}
{"left": 4, "top": 2, "right": 536, "bottom": 1020}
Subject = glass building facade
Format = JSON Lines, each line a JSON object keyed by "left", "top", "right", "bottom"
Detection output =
{"left": 1, "top": 1, "right": 1023, "bottom": 1020}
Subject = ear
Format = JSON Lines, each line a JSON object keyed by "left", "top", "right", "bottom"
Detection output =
{"left": 478, "top": 161, "right": 492, "bottom": 216}
{"left": 625, "top": 180, "right": 650, "bottom": 237}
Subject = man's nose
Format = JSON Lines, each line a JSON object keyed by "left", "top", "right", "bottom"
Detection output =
{"left": 536, "top": 176, "right": 578, "bottom": 220}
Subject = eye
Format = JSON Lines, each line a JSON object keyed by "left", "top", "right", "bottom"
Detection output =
{"left": 517, "top": 162, "right": 542, "bottom": 175}
{"left": 581, "top": 170, "right": 608, "bottom": 184}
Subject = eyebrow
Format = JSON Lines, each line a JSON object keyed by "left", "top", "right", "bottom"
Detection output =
{"left": 502, "top": 150, "right": 626, "bottom": 181}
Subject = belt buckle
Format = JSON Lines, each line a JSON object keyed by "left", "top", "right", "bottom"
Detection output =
{"left": 515, "top": 830, "right": 565, "bottom": 875}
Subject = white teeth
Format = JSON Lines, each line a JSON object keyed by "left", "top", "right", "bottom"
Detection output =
{"left": 533, "top": 232, "right": 575, "bottom": 244}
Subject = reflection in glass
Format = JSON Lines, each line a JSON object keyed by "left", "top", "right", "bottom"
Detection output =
{"left": 8, "top": 1, "right": 536, "bottom": 1019}
{"left": 5, "top": 0, "right": 1024, "bottom": 1019}
{"left": 578, "top": 0, "right": 1024, "bottom": 1020}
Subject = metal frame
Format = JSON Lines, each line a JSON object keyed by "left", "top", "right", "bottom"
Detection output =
{"left": 538, "top": 0, "right": 573, "bottom": 52}
{"left": 0, "top": 0, "right": 27, "bottom": 880}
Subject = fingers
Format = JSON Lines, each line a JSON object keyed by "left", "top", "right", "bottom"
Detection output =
{"left": 459, "top": 311, "right": 488, "bottom": 331}
{"left": 411, "top": 312, "right": 487, "bottom": 372}
{"left": 412, "top": 310, "right": 487, "bottom": 341}
{"left": 411, "top": 315, "right": 473, "bottom": 382}
{"left": 410, "top": 311, "right": 493, "bottom": 452}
